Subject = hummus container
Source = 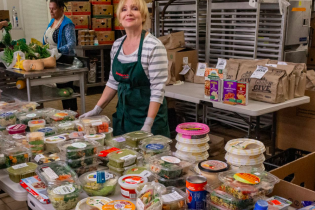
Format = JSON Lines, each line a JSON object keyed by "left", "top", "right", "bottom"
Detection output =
{"left": 0, "top": 111, "right": 17, "bottom": 127}
{"left": 161, "top": 186, "right": 187, "bottom": 210}
{"left": 98, "top": 147, "right": 120, "bottom": 166}
{"left": 37, "top": 127, "right": 57, "bottom": 137}
{"left": 225, "top": 139, "right": 266, "bottom": 156}
{"left": 124, "top": 166, "right": 155, "bottom": 182}
{"left": 45, "top": 135, "right": 67, "bottom": 153}
{"left": 58, "top": 139, "right": 100, "bottom": 159}
{"left": 4, "top": 146, "right": 31, "bottom": 167}
{"left": 176, "top": 122, "right": 210, "bottom": 137}
{"left": 140, "top": 135, "right": 173, "bottom": 145}
{"left": 6, "top": 124, "right": 27, "bottom": 135}
{"left": 123, "top": 130, "right": 153, "bottom": 148}
{"left": 7, "top": 162, "right": 38, "bottom": 183}
{"left": 84, "top": 133, "right": 105, "bottom": 146}
{"left": 80, "top": 115, "right": 110, "bottom": 135}
{"left": 56, "top": 122, "right": 76, "bottom": 133}
{"left": 225, "top": 153, "right": 265, "bottom": 166}
{"left": 107, "top": 148, "right": 138, "bottom": 168}
{"left": 108, "top": 163, "right": 137, "bottom": 176}
{"left": 50, "top": 110, "right": 77, "bottom": 122}
{"left": 102, "top": 200, "right": 136, "bottom": 210}
{"left": 75, "top": 197, "right": 112, "bottom": 210}
{"left": 176, "top": 142, "right": 210, "bottom": 153}
{"left": 196, "top": 160, "right": 229, "bottom": 183}
{"left": 118, "top": 174, "right": 148, "bottom": 200}
{"left": 228, "top": 163, "right": 265, "bottom": 171}
{"left": 176, "top": 133, "right": 210, "bottom": 144}
{"left": 28, "top": 119, "right": 46, "bottom": 132}
{"left": 27, "top": 132, "right": 45, "bottom": 155}
{"left": 175, "top": 150, "right": 209, "bottom": 161}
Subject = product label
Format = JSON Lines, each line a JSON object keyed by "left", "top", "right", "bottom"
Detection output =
{"left": 86, "top": 198, "right": 111, "bottom": 209}
{"left": 271, "top": 200, "right": 282, "bottom": 205}
{"left": 183, "top": 57, "right": 188, "bottom": 65}
{"left": 216, "top": 58, "right": 227, "bottom": 69}
{"left": 120, "top": 154, "right": 137, "bottom": 167}
{"left": 250, "top": 66, "right": 268, "bottom": 79}
{"left": 12, "top": 134, "right": 25, "bottom": 140}
{"left": 277, "top": 61, "right": 287, "bottom": 65}
{"left": 46, "top": 136, "right": 65, "bottom": 142}
{"left": 12, "top": 163, "right": 28, "bottom": 170}
{"left": 234, "top": 173, "right": 260, "bottom": 184}
{"left": 146, "top": 144, "right": 164, "bottom": 150}
{"left": 71, "top": 142, "right": 86, "bottom": 148}
{"left": 38, "top": 127, "right": 53, "bottom": 132}
{"left": 87, "top": 171, "right": 114, "bottom": 183}
{"left": 179, "top": 64, "right": 191, "bottom": 75}
{"left": 122, "top": 176, "right": 145, "bottom": 185}
{"left": 161, "top": 156, "right": 181, "bottom": 164}
{"left": 201, "top": 160, "right": 227, "bottom": 171}
{"left": 196, "top": 63, "right": 207, "bottom": 76}
{"left": 114, "top": 137, "right": 126, "bottom": 142}
{"left": 121, "top": 188, "right": 130, "bottom": 196}
{"left": 140, "top": 170, "right": 152, "bottom": 178}
{"left": 26, "top": 113, "right": 36, "bottom": 118}
{"left": 53, "top": 184, "right": 75, "bottom": 195}
{"left": 34, "top": 154, "right": 45, "bottom": 162}
{"left": 31, "top": 120, "right": 44, "bottom": 125}
{"left": 162, "top": 191, "right": 183, "bottom": 203}
{"left": 59, "top": 123, "right": 71, "bottom": 127}
{"left": 136, "top": 198, "right": 145, "bottom": 210}
{"left": 91, "top": 120, "right": 102, "bottom": 126}
{"left": 42, "top": 167, "right": 59, "bottom": 180}
{"left": 99, "top": 147, "right": 120, "bottom": 157}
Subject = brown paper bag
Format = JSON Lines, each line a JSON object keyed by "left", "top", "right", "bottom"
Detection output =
{"left": 166, "top": 61, "right": 176, "bottom": 85}
{"left": 158, "top": 31, "right": 185, "bottom": 50}
{"left": 236, "top": 63, "right": 257, "bottom": 83}
{"left": 194, "top": 63, "right": 207, "bottom": 84}
{"left": 288, "top": 74, "right": 296, "bottom": 100}
{"left": 286, "top": 62, "right": 307, "bottom": 98}
{"left": 296, "top": 72, "right": 306, "bottom": 97}
{"left": 306, "top": 70, "right": 315, "bottom": 90}
{"left": 226, "top": 60, "right": 240, "bottom": 80}
{"left": 268, "top": 60, "right": 279, "bottom": 64}
{"left": 185, "top": 68, "right": 195, "bottom": 83}
{"left": 230, "top": 58, "right": 270, "bottom": 66}
{"left": 274, "top": 65, "right": 295, "bottom": 100}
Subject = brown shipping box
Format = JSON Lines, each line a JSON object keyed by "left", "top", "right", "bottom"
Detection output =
{"left": 92, "top": 18, "right": 112, "bottom": 31}
{"left": 0, "top": 10, "right": 9, "bottom": 21}
{"left": 277, "top": 90, "right": 314, "bottom": 151}
{"left": 69, "top": 15, "right": 91, "bottom": 29}
{"left": 64, "top": 2, "right": 91, "bottom": 15}
{"left": 96, "top": 31, "right": 115, "bottom": 45}
{"left": 166, "top": 48, "right": 198, "bottom": 81}
{"left": 270, "top": 152, "right": 315, "bottom": 208}
{"left": 92, "top": 5, "right": 113, "bottom": 18}
{"left": 90, "top": 0, "right": 111, "bottom": 5}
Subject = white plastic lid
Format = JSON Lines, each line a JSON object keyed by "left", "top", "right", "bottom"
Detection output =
{"left": 84, "top": 133, "right": 105, "bottom": 141}
{"left": 175, "top": 150, "right": 209, "bottom": 161}
{"left": 225, "top": 152, "right": 265, "bottom": 166}
{"left": 45, "top": 135, "right": 67, "bottom": 144}
{"left": 175, "top": 142, "right": 209, "bottom": 152}
{"left": 28, "top": 119, "right": 46, "bottom": 127}
{"left": 176, "top": 134, "right": 210, "bottom": 144}
{"left": 225, "top": 139, "right": 266, "bottom": 156}
{"left": 118, "top": 174, "right": 148, "bottom": 190}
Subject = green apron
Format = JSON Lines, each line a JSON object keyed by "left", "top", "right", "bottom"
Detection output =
{"left": 112, "top": 30, "right": 170, "bottom": 137}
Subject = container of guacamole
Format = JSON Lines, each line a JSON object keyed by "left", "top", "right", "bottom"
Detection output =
{"left": 123, "top": 130, "right": 153, "bottom": 148}
{"left": 7, "top": 162, "right": 38, "bottom": 183}
{"left": 107, "top": 149, "right": 138, "bottom": 168}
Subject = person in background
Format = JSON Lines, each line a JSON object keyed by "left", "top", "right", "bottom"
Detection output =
{"left": 43, "top": 0, "right": 78, "bottom": 112}
{"left": 0, "top": 21, "right": 8, "bottom": 30}
{"left": 80, "top": 0, "right": 170, "bottom": 137}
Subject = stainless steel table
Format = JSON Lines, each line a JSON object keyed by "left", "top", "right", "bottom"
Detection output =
{"left": 2, "top": 64, "right": 88, "bottom": 113}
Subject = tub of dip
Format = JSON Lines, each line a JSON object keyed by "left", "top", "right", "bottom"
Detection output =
{"left": 6, "top": 124, "right": 27, "bottom": 135}
{"left": 118, "top": 174, "right": 148, "bottom": 200}
{"left": 197, "top": 160, "right": 229, "bottom": 183}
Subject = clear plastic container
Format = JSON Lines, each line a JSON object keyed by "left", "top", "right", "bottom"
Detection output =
{"left": 6, "top": 124, "right": 27, "bottom": 135}
{"left": 33, "top": 152, "right": 60, "bottom": 165}
{"left": 104, "top": 127, "right": 113, "bottom": 140}
{"left": 176, "top": 133, "right": 210, "bottom": 144}
{"left": 148, "top": 154, "right": 195, "bottom": 179}
{"left": 175, "top": 142, "right": 210, "bottom": 153}
{"left": 136, "top": 182, "right": 164, "bottom": 210}
{"left": 124, "top": 166, "right": 155, "bottom": 182}
{"left": 155, "top": 173, "right": 188, "bottom": 189}
{"left": 66, "top": 154, "right": 99, "bottom": 168}
{"left": 37, "top": 108, "right": 55, "bottom": 124}
{"left": 16, "top": 111, "right": 42, "bottom": 125}
{"left": 69, "top": 131, "right": 85, "bottom": 139}
{"left": 123, "top": 130, "right": 153, "bottom": 148}
{"left": 105, "top": 135, "right": 126, "bottom": 148}
{"left": 84, "top": 133, "right": 105, "bottom": 146}
{"left": 37, "top": 126, "right": 57, "bottom": 137}
{"left": 228, "top": 163, "right": 265, "bottom": 171}
{"left": 140, "top": 135, "right": 173, "bottom": 145}
{"left": 56, "top": 122, "right": 76, "bottom": 133}
{"left": 225, "top": 139, "right": 266, "bottom": 156}
{"left": 28, "top": 119, "right": 46, "bottom": 132}
{"left": 175, "top": 150, "right": 209, "bottom": 162}
{"left": 197, "top": 160, "right": 229, "bottom": 184}
{"left": 45, "top": 135, "right": 67, "bottom": 153}
{"left": 79, "top": 170, "right": 118, "bottom": 196}
{"left": 27, "top": 132, "right": 45, "bottom": 155}
{"left": 124, "top": 144, "right": 141, "bottom": 152}
{"left": 0, "top": 111, "right": 16, "bottom": 127}
{"left": 140, "top": 140, "right": 171, "bottom": 160}
{"left": 118, "top": 174, "right": 148, "bottom": 200}
{"left": 50, "top": 110, "right": 77, "bottom": 122}
{"left": 75, "top": 197, "right": 112, "bottom": 210}
{"left": 59, "top": 139, "right": 101, "bottom": 159}
{"left": 225, "top": 153, "right": 265, "bottom": 166}
{"left": 98, "top": 147, "right": 120, "bottom": 166}
{"left": 80, "top": 115, "right": 110, "bottom": 135}
{"left": 161, "top": 186, "right": 187, "bottom": 210}
{"left": 176, "top": 133, "right": 208, "bottom": 140}
{"left": 11, "top": 134, "right": 28, "bottom": 147}
{"left": 73, "top": 162, "right": 100, "bottom": 176}
{"left": 107, "top": 148, "right": 138, "bottom": 168}
{"left": 7, "top": 162, "right": 38, "bottom": 183}
{"left": 108, "top": 163, "right": 137, "bottom": 176}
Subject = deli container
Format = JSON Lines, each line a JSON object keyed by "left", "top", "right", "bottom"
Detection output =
{"left": 225, "top": 153, "right": 265, "bottom": 166}
{"left": 176, "top": 122, "right": 210, "bottom": 138}
{"left": 105, "top": 135, "right": 126, "bottom": 148}
{"left": 69, "top": 131, "right": 85, "bottom": 139}
{"left": 28, "top": 119, "right": 46, "bottom": 132}
{"left": 161, "top": 186, "right": 187, "bottom": 210}
{"left": 16, "top": 111, "right": 42, "bottom": 125}
{"left": 123, "top": 130, "right": 153, "bottom": 148}
{"left": 79, "top": 170, "right": 118, "bottom": 196}
{"left": 56, "top": 122, "right": 76, "bottom": 133}
{"left": 37, "top": 108, "right": 55, "bottom": 124}
{"left": 73, "top": 120, "right": 84, "bottom": 132}
{"left": 140, "top": 139, "right": 171, "bottom": 160}
{"left": 123, "top": 166, "right": 155, "bottom": 182}
{"left": 80, "top": 115, "right": 110, "bottom": 135}
{"left": 0, "top": 111, "right": 17, "bottom": 127}
{"left": 155, "top": 173, "right": 188, "bottom": 189}
{"left": 27, "top": 132, "right": 45, "bottom": 155}
{"left": 58, "top": 139, "right": 100, "bottom": 160}
{"left": 84, "top": 133, "right": 105, "bottom": 146}
{"left": 140, "top": 135, "right": 173, "bottom": 146}
{"left": 175, "top": 150, "right": 209, "bottom": 162}
{"left": 225, "top": 139, "right": 266, "bottom": 156}
{"left": 228, "top": 163, "right": 265, "bottom": 171}
{"left": 75, "top": 197, "right": 112, "bottom": 210}
{"left": 37, "top": 127, "right": 57, "bottom": 137}
{"left": 50, "top": 110, "right": 77, "bottom": 122}
{"left": 108, "top": 163, "right": 137, "bottom": 176}
{"left": 175, "top": 142, "right": 210, "bottom": 153}
{"left": 148, "top": 154, "right": 194, "bottom": 179}
{"left": 107, "top": 148, "right": 138, "bottom": 168}
{"left": 7, "top": 162, "right": 38, "bottom": 183}
{"left": 11, "top": 134, "right": 28, "bottom": 147}
{"left": 196, "top": 160, "right": 229, "bottom": 183}
{"left": 45, "top": 135, "right": 67, "bottom": 153}
{"left": 98, "top": 147, "right": 120, "bottom": 166}
{"left": 136, "top": 182, "right": 164, "bottom": 210}
{"left": 6, "top": 124, "right": 27, "bottom": 135}
{"left": 73, "top": 162, "right": 100, "bottom": 176}
{"left": 66, "top": 154, "right": 99, "bottom": 168}
{"left": 118, "top": 174, "right": 148, "bottom": 200}
{"left": 124, "top": 145, "right": 141, "bottom": 153}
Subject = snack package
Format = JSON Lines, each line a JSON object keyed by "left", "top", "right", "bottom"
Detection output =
{"left": 236, "top": 82, "right": 249, "bottom": 105}
{"left": 20, "top": 175, "right": 50, "bottom": 204}
{"left": 205, "top": 68, "right": 211, "bottom": 98}
{"left": 210, "top": 76, "right": 222, "bottom": 102}
{"left": 223, "top": 80, "right": 237, "bottom": 105}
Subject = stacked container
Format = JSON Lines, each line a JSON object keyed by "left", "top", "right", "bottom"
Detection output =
{"left": 175, "top": 122, "right": 210, "bottom": 161}
{"left": 224, "top": 138, "right": 266, "bottom": 170}
{"left": 107, "top": 148, "right": 139, "bottom": 175}
{"left": 80, "top": 115, "right": 110, "bottom": 135}
{"left": 139, "top": 135, "right": 172, "bottom": 161}
{"left": 123, "top": 130, "right": 153, "bottom": 152}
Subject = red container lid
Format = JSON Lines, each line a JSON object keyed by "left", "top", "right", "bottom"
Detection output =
{"left": 6, "top": 124, "right": 27, "bottom": 132}
{"left": 99, "top": 147, "right": 120, "bottom": 157}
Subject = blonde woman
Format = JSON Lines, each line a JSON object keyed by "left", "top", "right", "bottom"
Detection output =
{"left": 80, "top": 0, "right": 170, "bottom": 137}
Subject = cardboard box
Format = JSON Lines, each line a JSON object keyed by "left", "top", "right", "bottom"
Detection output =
{"left": 0, "top": 10, "right": 9, "bottom": 21}
{"left": 64, "top": 2, "right": 91, "bottom": 15}
{"left": 166, "top": 48, "right": 198, "bottom": 81}
{"left": 276, "top": 90, "right": 313, "bottom": 151}
{"left": 92, "top": 5, "right": 113, "bottom": 18}
{"left": 90, "top": 0, "right": 111, "bottom": 5}
{"left": 92, "top": 18, "right": 112, "bottom": 31}
{"left": 114, "top": 17, "right": 124, "bottom": 30}
{"left": 70, "top": 15, "right": 91, "bottom": 29}
{"left": 270, "top": 152, "right": 315, "bottom": 209}
{"left": 96, "top": 31, "right": 115, "bottom": 45}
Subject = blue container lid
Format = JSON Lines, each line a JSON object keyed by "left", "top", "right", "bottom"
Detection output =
{"left": 254, "top": 200, "right": 268, "bottom": 210}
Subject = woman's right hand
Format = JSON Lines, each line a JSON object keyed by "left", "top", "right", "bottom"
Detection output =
{"left": 79, "top": 105, "right": 103, "bottom": 119}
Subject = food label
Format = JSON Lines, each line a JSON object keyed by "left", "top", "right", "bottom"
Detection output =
{"left": 250, "top": 66, "right": 268, "bottom": 79}
{"left": 59, "top": 122, "right": 72, "bottom": 127}
{"left": 271, "top": 200, "right": 282, "bottom": 205}
{"left": 196, "top": 63, "right": 207, "bottom": 76}
{"left": 12, "top": 163, "right": 28, "bottom": 169}
{"left": 71, "top": 142, "right": 87, "bottom": 148}
{"left": 201, "top": 160, "right": 227, "bottom": 171}
{"left": 234, "top": 173, "right": 260, "bottom": 184}
{"left": 121, "top": 189, "right": 130, "bottom": 196}
{"left": 216, "top": 58, "right": 227, "bottom": 69}
{"left": 277, "top": 61, "right": 287, "bottom": 65}
{"left": 34, "top": 154, "right": 45, "bottom": 162}
{"left": 99, "top": 147, "right": 120, "bottom": 157}
{"left": 136, "top": 198, "right": 145, "bottom": 210}
{"left": 87, "top": 171, "right": 114, "bottom": 183}
{"left": 161, "top": 191, "right": 183, "bottom": 202}
{"left": 161, "top": 156, "right": 180, "bottom": 164}
{"left": 122, "top": 176, "right": 145, "bottom": 185}
{"left": 120, "top": 154, "right": 137, "bottom": 167}
{"left": 86, "top": 198, "right": 111, "bottom": 209}
{"left": 42, "top": 167, "right": 59, "bottom": 180}
{"left": 31, "top": 120, "right": 44, "bottom": 124}
{"left": 46, "top": 136, "right": 65, "bottom": 142}
{"left": 91, "top": 120, "right": 102, "bottom": 126}
{"left": 146, "top": 144, "right": 164, "bottom": 150}
{"left": 140, "top": 170, "right": 152, "bottom": 178}
{"left": 26, "top": 113, "right": 36, "bottom": 118}
{"left": 114, "top": 137, "right": 126, "bottom": 142}
{"left": 179, "top": 64, "right": 191, "bottom": 75}
{"left": 53, "top": 184, "right": 75, "bottom": 195}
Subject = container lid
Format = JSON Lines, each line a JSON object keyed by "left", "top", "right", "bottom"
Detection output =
{"left": 80, "top": 115, "right": 111, "bottom": 126}
{"left": 0, "top": 111, "right": 16, "bottom": 118}
{"left": 16, "top": 111, "right": 41, "bottom": 119}
{"left": 3, "top": 146, "right": 30, "bottom": 156}
{"left": 123, "top": 130, "right": 153, "bottom": 141}
{"left": 225, "top": 138, "right": 266, "bottom": 156}
{"left": 84, "top": 133, "right": 105, "bottom": 141}
{"left": 140, "top": 141, "right": 170, "bottom": 154}
{"left": 254, "top": 200, "right": 268, "bottom": 210}
{"left": 118, "top": 174, "right": 148, "bottom": 190}
{"left": 108, "top": 163, "right": 137, "bottom": 173}
{"left": 107, "top": 149, "right": 138, "bottom": 164}
{"left": 58, "top": 139, "right": 100, "bottom": 153}
{"left": 225, "top": 152, "right": 265, "bottom": 166}
{"left": 26, "top": 132, "right": 45, "bottom": 140}
{"left": 69, "top": 131, "right": 85, "bottom": 139}
{"left": 99, "top": 147, "right": 120, "bottom": 157}
{"left": 75, "top": 197, "right": 112, "bottom": 210}
{"left": 123, "top": 166, "right": 153, "bottom": 179}
{"left": 79, "top": 170, "right": 118, "bottom": 191}
{"left": 161, "top": 186, "right": 186, "bottom": 204}
{"left": 37, "top": 127, "right": 56, "bottom": 134}
{"left": 198, "top": 160, "right": 229, "bottom": 173}
{"left": 175, "top": 150, "right": 209, "bottom": 162}
{"left": 6, "top": 124, "right": 27, "bottom": 132}
{"left": 140, "top": 135, "right": 172, "bottom": 145}
{"left": 12, "top": 134, "right": 26, "bottom": 141}
{"left": 102, "top": 200, "right": 136, "bottom": 210}
{"left": 7, "top": 162, "right": 38, "bottom": 175}
{"left": 28, "top": 119, "right": 46, "bottom": 127}
{"left": 33, "top": 153, "right": 60, "bottom": 164}
{"left": 148, "top": 154, "right": 194, "bottom": 173}
{"left": 175, "top": 142, "right": 209, "bottom": 152}
{"left": 44, "top": 135, "right": 67, "bottom": 144}
{"left": 104, "top": 127, "right": 113, "bottom": 134}
{"left": 57, "top": 122, "right": 75, "bottom": 129}
{"left": 176, "top": 134, "right": 210, "bottom": 144}
{"left": 176, "top": 122, "right": 209, "bottom": 136}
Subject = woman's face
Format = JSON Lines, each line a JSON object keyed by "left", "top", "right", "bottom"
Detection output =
{"left": 49, "top": 2, "right": 64, "bottom": 19}
{"left": 119, "top": 0, "right": 143, "bottom": 30}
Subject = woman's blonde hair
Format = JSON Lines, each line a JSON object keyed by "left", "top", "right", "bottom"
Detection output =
{"left": 116, "top": 0, "right": 149, "bottom": 27}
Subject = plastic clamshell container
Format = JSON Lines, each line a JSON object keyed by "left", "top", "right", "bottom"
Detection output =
{"left": 98, "top": 147, "right": 120, "bottom": 166}
{"left": 107, "top": 149, "right": 138, "bottom": 168}
{"left": 102, "top": 200, "right": 136, "bottom": 210}
{"left": 175, "top": 150, "right": 209, "bottom": 162}
{"left": 140, "top": 140, "right": 171, "bottom": 160}
{"left": 75, "top": 197, "right": 112, "bottom": 210}
{"left": 16, "top": 111, "right": 42, "bottom": 125}
{"left": 124, "top": 145, "right": 141, "bottom": 153}
{"left": 176, "top": 133, "right": 210, "bottom": 144}
{"left": 69, "top": 131, "right": 85, "bottom": 139}
{"left": 45, "top": 135, "right": 67, "bottom": 153}
{"left": 27, "top": 132, "right": 45, "bottom": 155}
{"left": 148, "top": 153, "right": 195, "bottom": 179}
{"left": 79, "top": 170, "right": 118, "bottom": 196}
{"left": 7, "top": 162, "right": 38, "bottom": 183}
{"left": 108, "top": 163, "right": 137, "bottom": 176}
{"left": 155, "top": 173, "right": 188, "bottom": 189}
{"left": 118, "top": 174, "right": 148, "bottom": 200}
{"left": 176, "top": 142, "right": 210, "bottom": 153}
{"left": 34, "top": 153, "right": 60, "bottom": 164}
{"left": 136, "top": 182, "right": 164, "bottom": 210}
{"left": 84, "top": 133, "right": 105, "bottom": 146}
{"left": 6, "top": 124, "right": 27, "bottom": 135}
{"left": 66, "top": 154, "right": 99, "bottom": 168}
{"left": 225, "top": 153, "right": 265, "bottom": 166}
{"left": 123, "top": 166, "right": 155, "bottom": 182}
{"left": 218, "top": 168, "right": 280, "bottom": 200}
{"left": 123, "top": 130, "right": 153, "bottom": 148}
{"left": 4, "top": 145, "right": 30, "bottom": 167}
{"left": 58, "top": 139, "right": 100, "bottom": 160}
{"left": 28, "top": 119, "right": 46, "bottom": 132}
{"left": 37, "top": 108, "right": 55, "bottom": 124}
{"left": 12, "top": 134, "right": 27, "bottom": 147}
{"left": 50, "top": 110, "right": 77, "bottom": 122}
{"left": 161, "top": 186, "right": 187, "bottom": 210}
{"left": 176, "top": 122, "right": 210, "bottom": 136}
{"left": 208, "top": 201, "right": 229, "bottom": 210}
{"left": 80, "top": 115, "right": 110, "bottom": 135}
{"left": 197, "top": 160, "right": 229, "bottom": 184}
{"left": 56, "top": 122, "right": 76, "bottom": 133}
{"left": 140, "top": 135, "right": 173, "bottom": 145}
{"left": 37, "top": 127, "right": 57, "bottom": 137}
{"left": 0, "top": 111, "right": 16, "bottom": 127}
{"left": 225, "top": 139, "right": 266, "bottom": 156}
{"left": 73, "top": 162, "right": 100, "bottom": 176}
{"left": 105, "top": 135, "right": 126, "bottom": 148}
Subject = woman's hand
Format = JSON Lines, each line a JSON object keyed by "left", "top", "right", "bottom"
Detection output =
{"left": 0, "top": 21, "right": 8, "bottom": 30}
{"left": 141, "top": 117, "right": 154, "bottom": 133}
{"left": 79, "top": 105, "right": 103, "bottom": 119}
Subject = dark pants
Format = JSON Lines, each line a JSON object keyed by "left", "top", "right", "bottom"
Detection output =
{"left": 56, "top": 82, "right": 78, "bottom": 111}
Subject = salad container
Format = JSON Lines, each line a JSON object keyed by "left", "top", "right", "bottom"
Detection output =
{"left": 104, "top": 127, "right": 113, "bottom": 140}
{"left": 73, "top": 120, "right": 84, "bottom": 132}
{"left": 161, "top": 186, "right": 187, "bottom": 210}
{"left": 84, "top": 133, "right": 105, "bottom": 146}
{"left": 105, "top": 135, "right": 126, "bottom": 148}
{"left": 80, "top": 115, "right": 110, "bottom": 135}
{"left": 98, "top": 147, "right": 120, "bottom": 166}
{"left": 69, "top": 131, "right": 85, "bottom": 139}
{"left": 107, "top": 148, "right": 138, "bottom": 168}
{"left": 37, "top": 108, "right": 55, "bottom": 124}
{"left": 108, "top": 163, "right": 137, "bottom": 176}
{"left": 28, "top": 119, "right": 46, "bottom": 132}
{"left": 50, "top": 110, "right": 77, "bottom": 122}
{"left": 175, "top": 150, "right": 209, "bottom": 162}
{"left": 155, "top": 173, "right": 188, "bottom": 189}
{"left": 7, "top": 162, "right": 38, "bottom": 183}
{"left": 79, "top": 170, "right": 118, "bottom": 196}
{"left": 140, "top": 139, "right": 171, "bottom": 160}
{"left": 118, "top": 174, "right": 148, "bottom": 200}
{"left": 75, "top": 197, "right": 112, "bottom": 210}
{"left": 196, "top": 160, "right": 229, "bottom": 184}
{"left": 58, "top": 139, "right": 100, "bottom": 159}
{"left": 27, "top": 132, "right": 45, "bottom": 155}
{"left": 11, "top": 134, "right": 28, "bottom": 147}
{"left": 175, "top": 142, "right": 210, "bottom": 153}
{"left": 4, "top": 146, "right": 31, "bottom": 167}
{"left": 0, "top": 111, "right": 16, "bottom": 127}
{"left": 124, "top": 145, "right": 141, "bottom": 152}
{"left": 45, "top": 135, "right": 67, "bottom": 153}
{"left": 123, "top": 130, "right": 153, "bottom": 147}
{"left": 37, "top": 127, "right": 57, "bottom": 137}
{"left": 6, "top": 124, "right": 27, "bottom": 135}
{"left": 73, "top": 162, "right": 100, "bottom": 176}
{"left": 225, "top": 139, "right": 266, "bottom": 156}
{"left": 33, "top": 153, "right": 60, "bottom": 165}
{"left": 16, "top": 111, "right": 42, "bottom": 126}
{"left": 124, "top": 166, "right": 154, "bottom": 182}
{"left": 56, "top": 122, "right": 76, "bottom": 133}
{"left": 66, "top": 154, "right": 99, "bottom": 168}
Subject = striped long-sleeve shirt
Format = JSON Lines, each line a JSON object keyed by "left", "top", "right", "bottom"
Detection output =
{"left": 107, "top": 33, "right": 168, "bottom": 104}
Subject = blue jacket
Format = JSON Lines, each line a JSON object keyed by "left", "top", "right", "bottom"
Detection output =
{"left": 43, "top": 16, "right": 76, "bottom": 55}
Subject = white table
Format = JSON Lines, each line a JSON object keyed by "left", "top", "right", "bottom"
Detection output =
{"left": 0, "top": 169, "right": 28, "bottom": 201}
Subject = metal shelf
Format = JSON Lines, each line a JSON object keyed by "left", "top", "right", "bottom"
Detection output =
{"left": 87, "top": 82, "right": 107, "bottom": 87}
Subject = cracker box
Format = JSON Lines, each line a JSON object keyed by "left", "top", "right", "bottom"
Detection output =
{"left": 92, "top": 5, "right": 113, "bottom": 18}
{"left": 71, "top": 15, "right": 91, "bottom": 29}
{"left": 210, "top": 76, "right": 222, "bottom": 102}
{"left": 92, "top": 18, "right": 112, "bottom": 31}
{"left": 223, "top": 79, "right": 237, "bottom": 105}
{"left": 96, "top": 31, "right": 115, "bottom": 45}
{"left": 90, "top": 0, "right": 111, "bottom": 5}
{"left": 206, "top": 68, "right": 223, "bottom": 79}
{"left": 64, "top": 2, "right": 91, "bottom": 15}
{"left": 236, "top": 82, "right": 249, "bottom": 105}
{"left": 20, "top": 175, "right": 50, "bottom": 204}
{"left": 114, "top": 17, "right": 124, "bottom": 30}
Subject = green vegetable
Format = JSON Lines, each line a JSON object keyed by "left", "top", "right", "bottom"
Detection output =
{"left": 66, "top": 87, "right": 74, "bottom": 95}
{"left": 65, "top": 142, "right": 97, "bottom": 159}
{"left": 1, "top": 22, "right": 12, "bottom": 47}
{"left": 58, "top": 89, "right": 70, "bottom": 97}
{"left": 67, "top": 156, "right": 97, "bottom": 168}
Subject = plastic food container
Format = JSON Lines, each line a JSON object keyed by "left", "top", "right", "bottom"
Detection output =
{"left": 176, "top": 133, "right": 210, "bottom": 144}
{"left": 155, "top": 173, "right": 188, "bottom": 189}
{"left": 161, "top": 186, "right": 187, "bottom": 210}
{"left": 27, "top": 132, "right": 45, "bottom": 155}
{"left": 98, "top": 147, "right": 120, "bottom": 166}
{"left": 140, "top": 140, "right": 171, "bottom": 160}
{"left": 197, "top": 160, "right": 229, "bottom": 183}
{"left": 148, "top": 154, "right": 194, "bottom": 179}
{"left": 7, "top": 162, "right": 38, "bottom": 183}
{"left": 11, "top": 134, "right": 28, "bottom": 147}
{"left": 266, "top": 196, "right": 292, "bottom": 210}
{"left": 37, "top": 127, "right": 57, "bottom": 137}
{"left": 176, "top": 133, "right": 208, "bottom": 140}
{"left": 59, "top": 139, "right": 100, "bottom": 159}
{"left": 124, "top": 166, "right": 154, "bottom": 182}
{"left": 69, "top": 131, "right": 85, "bottom": 139}
{"left": 50, "top": 110, "right": 77, "bottom": 122}
{"left": 176, "top": 142, "right": 210, "bottom": 153}
{"left": 45, "top": 135, "right": 67, "bottom": 153}
{"left": 16, "top": 111, "right": 42, "bottom": 125}
{"left": 108, "top": 163, "right": 137, "bottom": 176}
{"left": 225, "top": 153, "right": 265, "bottom": 166}
{"left": 104, "top": 127, "right": 113, "bottom": 140}
{"left": 66, "top": 154, "right": 99, "bottom": 168}
{"left": 225, "top": 139, "right": 266, "bottom": 156}
{"left": 33, "top": 153, "right": 60, "bottom": 165}
{"left": 228, "top": 163, "right": 265, "bottom": 171}
{"left": 0, "top": 111, "right": 16, "bottom": 127}
{"left": 73, "top": 162, "right": 100, "bottom": 176}
{"left": 37, "top": 108, "right": 55, "bottom": 124}
{"left": 124, "top": 144, "right": 141, "bottom": 152}
{"left": 102, "top": 200, "right": 136, "bottom": 210}
{"left": 6, "top": 124, "right": 27, "bottom": 135}
{"left": 79, "top": 170, "right": 118, "bottom": 196}
{"left": 75, "top": 197, "right": 112, "bottom": 210}
{"left": 107, "top": 149, "right": 138, "bottom": 168}
{"left": 123, "top": 130, "right": 153, "bottom": 148}
{"left": 84, "top": 133, "right": 105, "bottom": 146}
{"left": 175, "top": 150, "right": 209, "bottom": 161}
{"left": 140, "top": 135, "right": 173, "bottom": 145}
{"left": 136, "top": 182, "right": 164, "bottom": 210}
{"left": 176, "top": 122, "right": 210, "bottom": 138}
{"left": 80, "top": 115, "right": 110, "bottom": 135}
{"left": 28, "top": 119, "right": 46, "bottom": 132}
{"left": 56, "top": 122, "right": 76, "bottom": 133}
{"left": 105, "top": 135, "right": 126, "bottom": 148}
{"left": 118, "top": 174, "right": 148, "bottom": 200}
